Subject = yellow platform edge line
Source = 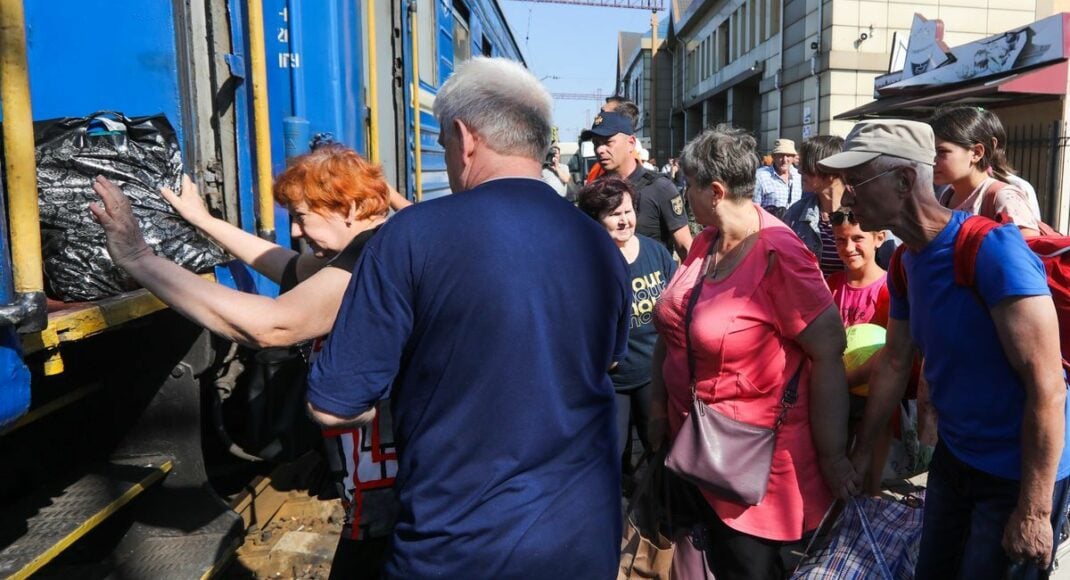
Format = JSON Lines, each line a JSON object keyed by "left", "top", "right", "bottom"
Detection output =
{"left": 8, "top": 459, "right": 174, "bottom": 580}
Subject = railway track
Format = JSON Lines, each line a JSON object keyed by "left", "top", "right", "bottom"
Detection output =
{"left": 221, "top": 454, "right": 346, "bottom": 579}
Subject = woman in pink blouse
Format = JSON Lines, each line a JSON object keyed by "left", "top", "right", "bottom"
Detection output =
{"left": 650, "top": 126, "right": 858, "bottom": 580}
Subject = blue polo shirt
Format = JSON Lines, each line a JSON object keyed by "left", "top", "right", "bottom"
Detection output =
{"left": 890, "top": 211, "right": 1070, "bottom": 480}
{"left": 308, "top": 178, "right": 629, "bottom": 579}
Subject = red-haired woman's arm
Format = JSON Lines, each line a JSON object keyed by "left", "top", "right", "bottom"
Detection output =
{"left": 162, "top": 174, "right": 298, "bottom": 284}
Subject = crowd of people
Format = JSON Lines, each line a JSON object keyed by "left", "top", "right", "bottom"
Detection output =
{"left": 88, "top": 56, "right": 1069, "bottom": 580}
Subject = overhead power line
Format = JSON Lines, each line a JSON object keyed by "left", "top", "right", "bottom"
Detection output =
{"left": 508, "top": 0, "right": 663, "bottom": 10}
{"left": 551, "top": 92, "right": 607, "bottom": 101}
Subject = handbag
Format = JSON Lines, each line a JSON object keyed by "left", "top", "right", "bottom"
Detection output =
{"left": 619, "top": 452, "right": 676, "bottom": 580}
{"left": 664, "top": 234, "right": 801, "bottom": 506}
{"left": 792, "top": 494, "right": 924, "bottom": 580}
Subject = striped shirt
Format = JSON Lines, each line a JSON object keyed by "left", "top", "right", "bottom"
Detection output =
{"left": 817, "top": 218, "right": 843, "bottom": 277}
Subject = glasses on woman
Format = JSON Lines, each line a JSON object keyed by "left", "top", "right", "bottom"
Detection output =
{"left": 830, "top": 210, "right": 857, "bottom": 226}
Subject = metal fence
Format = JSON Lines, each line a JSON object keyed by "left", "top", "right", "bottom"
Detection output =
{"left": 1004, "top": 121, "right": 1069, "bottom": 227}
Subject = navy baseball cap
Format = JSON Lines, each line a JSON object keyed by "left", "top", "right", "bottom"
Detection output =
{"left": 580, "top": 111, "right": 635, "bottom": 140}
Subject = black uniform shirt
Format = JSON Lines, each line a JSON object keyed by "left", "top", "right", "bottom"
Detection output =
{"left": 626, "top": 165, "right": 689, "bottom": 252}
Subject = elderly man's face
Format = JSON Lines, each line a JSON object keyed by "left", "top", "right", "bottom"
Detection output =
{"left": 773, "top": 153, "right": 796, "bottom": 175}
{"left": 840, "top": 160, "right": 904, "bottom": 231}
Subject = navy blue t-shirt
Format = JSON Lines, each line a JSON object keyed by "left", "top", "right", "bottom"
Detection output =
{"left": 890, "top": 211, "right": 1070, "bottom": 480}
{"left": 308, "top": 178, "right": 629, "bottom": 579}
{"left": 613, "top": 235, "right": 675, "bottom": 391}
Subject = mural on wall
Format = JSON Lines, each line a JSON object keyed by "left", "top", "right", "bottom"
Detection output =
{"left": 875, "top": 12, "right": 1067, "bottom": 93}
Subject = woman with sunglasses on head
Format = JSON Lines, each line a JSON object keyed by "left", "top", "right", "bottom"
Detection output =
{"left": 650, "top": 125, "right": 858, "bottom": 580}
{"left": 576, "top": 178, "right": 676, "bottom": 465}
{"left": 785, "top": 136, "right": 898, "bottom": 275}
{"left": 929, "top": 106, "right": 1043, "bottom": 236}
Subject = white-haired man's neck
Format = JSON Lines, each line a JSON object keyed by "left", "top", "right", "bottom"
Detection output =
{"left": 453, "top": 148, "right": 542, "bottom": 192}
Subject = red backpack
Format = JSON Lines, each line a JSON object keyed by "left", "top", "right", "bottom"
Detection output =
{"left": 889, "top": 216, "right": 1070, "bottom": 368}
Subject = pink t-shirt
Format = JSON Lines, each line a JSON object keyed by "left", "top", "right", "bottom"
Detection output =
{"left": 653, "top": 205, "right": 834, "bottom": 541}
{"left": 827, "top": 272, "right": 888, "bottom": 328}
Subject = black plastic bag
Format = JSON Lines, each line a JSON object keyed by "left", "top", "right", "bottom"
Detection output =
{"left": 34, "top": 111, "right": 223, "bottom": 301}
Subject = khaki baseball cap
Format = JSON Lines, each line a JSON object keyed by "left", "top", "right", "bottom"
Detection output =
{"left": 819, "top": 119, "right": 936, "bottom": 170}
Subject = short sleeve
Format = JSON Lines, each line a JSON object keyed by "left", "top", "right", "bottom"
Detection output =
{"left": 973, "top": 225, "right": 1050, "bottom": 307}
{"left": 655, "top": 181, "right": 689, "bottom": 232}
{"left": 762, "top": 231, "right": 835, "bottom": 340}
{"left": 663, "top": 246, "right": 678, "bottom": 281}
{"left": 752, "top": 176, "right": 765, "bottom": 204}
{"left": 307, "top": 237, "right": 414, "bottom": 417}
{"left": 988, "top": 186, "right": 1039, "bottom": 230}
{"left": 888, "top": 250, "right": 910, "bottom": 321}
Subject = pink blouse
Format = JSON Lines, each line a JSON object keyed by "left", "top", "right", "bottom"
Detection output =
{"left": 653, "top": 205, "right": 834, "bottom": 541}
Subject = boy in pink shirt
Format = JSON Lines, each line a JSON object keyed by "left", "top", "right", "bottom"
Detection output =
{"left": 827, "top": 208, "right": 889, "bottom": 331}
{"left": 827, "top": 208, "right": 894, "bottom": 493}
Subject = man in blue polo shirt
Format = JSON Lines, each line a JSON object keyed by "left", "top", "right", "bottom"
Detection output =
{"left": 823, "top": 119, "right": 1070, "bottom": 580}
{"left": 306, "top": 57, "right": 629, "bottom": 579}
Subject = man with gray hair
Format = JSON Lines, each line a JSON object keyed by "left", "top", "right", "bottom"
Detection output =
{"left": 824, "top": 120, "right": 1070, "bottom": 579}
{"left": 306, "top": 57, "right": 629, "bottom": 579}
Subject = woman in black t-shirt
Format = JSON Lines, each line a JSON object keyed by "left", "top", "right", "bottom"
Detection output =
{"left": 577, "top": 178, "right": 677, "bottom": 460}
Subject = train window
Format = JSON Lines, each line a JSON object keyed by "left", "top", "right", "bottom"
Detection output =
{"left": 418, "top": 0, "right": 437, "bottom": 86}
{"left": 482, "top": 36, "right": 492, "bottom": 57}
{"left": 453, "top": 0, "right": 471, "bottom": 63}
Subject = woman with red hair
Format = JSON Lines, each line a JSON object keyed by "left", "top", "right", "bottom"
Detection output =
{"left": 90, "top": 144, "right": 402, "bottom": 579}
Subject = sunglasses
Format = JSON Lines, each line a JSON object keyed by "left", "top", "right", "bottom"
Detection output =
{"left": 830, "top": 210, "right": 857, "bottom": 226}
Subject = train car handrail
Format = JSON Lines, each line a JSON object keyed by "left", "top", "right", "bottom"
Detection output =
{"left": 0, "top": 0, "right": 46, "bottom": 332}
{"left": 410, "top": 0, "right": 424, "bottom": 202}
{"left": 247, "top": 0, "right": 276, "bottom": 241}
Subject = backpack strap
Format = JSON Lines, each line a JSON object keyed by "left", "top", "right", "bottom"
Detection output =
{"left": 888, "top": 244, "right": 909, "bottom": 299}
{"left": 953, "top": 215, "right": 1001, "bottom": 288}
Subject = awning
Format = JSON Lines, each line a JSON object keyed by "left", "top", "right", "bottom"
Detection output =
{"left": 835, "top": 60, "right": 1068, "bottom": 120}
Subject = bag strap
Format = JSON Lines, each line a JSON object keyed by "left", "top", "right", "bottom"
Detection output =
{"left": 953, "top": 215, "right": 1000, "bottom": 288}
{"left": 682, "top": 234, "right": 801, "bottom": 430}
{"left": 852, "top": 498, "right": 895, "bottom": 580}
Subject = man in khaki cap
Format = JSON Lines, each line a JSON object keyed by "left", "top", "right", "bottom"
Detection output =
{"left": 825, "top": 119, "right": 1069, "bottom": 579}
{"left": 752, "top": 137, "right": 801, "bottom": 216}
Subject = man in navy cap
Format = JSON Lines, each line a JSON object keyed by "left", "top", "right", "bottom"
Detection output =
{"left": 583, "top": 112, "right": 692, "bottom": 259}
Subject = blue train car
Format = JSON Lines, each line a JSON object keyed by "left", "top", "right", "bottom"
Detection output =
{"left": 0, "top": 0, "right": 523, "bottom": 576}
